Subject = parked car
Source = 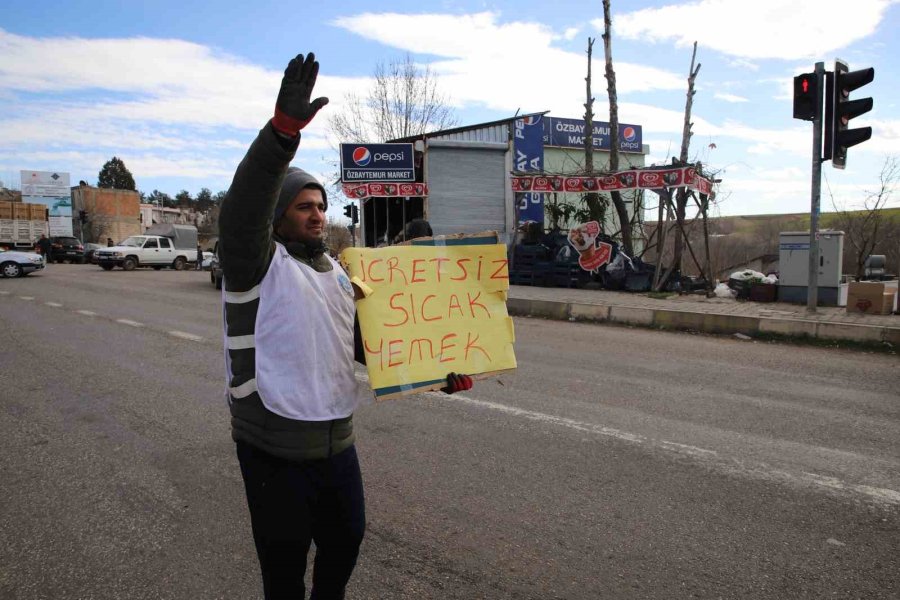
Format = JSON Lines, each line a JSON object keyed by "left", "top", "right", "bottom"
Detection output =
{"left": 94, "top": 235, "right": 193, "bottom": 271}
{"left": 83, "top": 242, "right": 104, "bottom": 264}
{"left": 210, "top": 242, "right": 222, "bottom": 289}
{"left": 0, "top": 249, "right": 45, "bottom": 277}
{"left": 48, "top": 236, "right": 84, "bottom": 263}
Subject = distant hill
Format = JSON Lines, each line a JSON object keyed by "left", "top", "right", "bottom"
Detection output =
{"left": 703, "top": 208, "right": 900, "bottom": 237}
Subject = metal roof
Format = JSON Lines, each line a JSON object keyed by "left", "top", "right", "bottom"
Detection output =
{"left": 387, "top": 111, "right": 549, "bottom": 144}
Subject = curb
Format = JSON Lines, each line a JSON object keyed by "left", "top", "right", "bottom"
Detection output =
{"left": 507, "top": 297, "right": 900, "bottom": 345}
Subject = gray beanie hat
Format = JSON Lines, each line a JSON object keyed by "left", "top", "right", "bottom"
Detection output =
{"left": 274, "top": 167, "right": 328, "bottom": 222}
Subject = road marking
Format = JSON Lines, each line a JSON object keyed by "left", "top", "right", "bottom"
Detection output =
{"left": 116, "top": 319, "right": 143, "bottom": 327}
{"left": 426, "top": 392, "right": 900, "bottom": 508}
{"left": 77, "top": 310, "right": 97, "bottom": 316}
{"left": 19, "top": 296, "right": 34, "bottom": 300}
{"left": 45, "top": 302, "right": 63, "bottom": 307}
{"left": 169, "top": 330, "right": 203, "bottom": 342}
{"left": 0, "top": 291, "right": 9, "bottom": 295}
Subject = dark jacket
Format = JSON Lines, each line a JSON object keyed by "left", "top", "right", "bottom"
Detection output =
{"left": 37, "top": 237, "right": 52, "bottom": 255}
{"left": 218, "top": 123, "right": 356, "bottom": 461}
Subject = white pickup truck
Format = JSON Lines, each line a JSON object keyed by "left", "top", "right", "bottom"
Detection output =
{"left": 95, "top": 235, "right": 192, "bottom": 271}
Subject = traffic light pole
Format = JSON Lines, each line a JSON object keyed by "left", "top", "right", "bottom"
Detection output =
{"left": 806, "top": 61, "right": 824, "bottom": 314}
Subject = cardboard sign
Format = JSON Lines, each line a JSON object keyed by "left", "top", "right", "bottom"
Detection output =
{"left": 340, "top": 232, "right": 517, "bottom": 400}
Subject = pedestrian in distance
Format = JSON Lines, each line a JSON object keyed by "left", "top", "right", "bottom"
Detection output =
{"left": 36, "top": 234, "right": 52, "bottom": 264}
{"left": 106, "top": 237, "right": 114, "bottom": 247}
{"left": 218, "top": 52, "right": 474, "bottom": 600}
{"left": 393, "top": 217, "right": 433, "bottom": 244}
{"left": 196, "top": 243, "right": 203, "bottom": 271}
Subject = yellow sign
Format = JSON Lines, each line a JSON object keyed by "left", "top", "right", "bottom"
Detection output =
{"left": 341, "top": 234, "right": 516, "bottom": 399}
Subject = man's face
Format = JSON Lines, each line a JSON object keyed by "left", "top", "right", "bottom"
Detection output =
{"left": 275, "top": 187, "right": 326, "bottom": 244}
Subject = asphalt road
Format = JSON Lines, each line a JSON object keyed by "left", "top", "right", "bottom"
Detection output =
{"left": 1, "top": 264, "right": 898, "bottom": 600}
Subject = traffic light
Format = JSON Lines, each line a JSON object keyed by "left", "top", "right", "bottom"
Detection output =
{"left": 343, "top": 203, "right": 359, "bottom": 224}
{"left": 793, "top": 72, "right": 818, "bottom": 121}
{"left": 827, "top": 59, "right": 874, "bottom": 169}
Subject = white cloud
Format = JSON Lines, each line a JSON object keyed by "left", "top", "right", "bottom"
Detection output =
{"left": 727, "top": 57, "right": 760, "bottom": 72}
{"left": 563, "top": 27, "right": 581, "bottom": 41}
{"left": 714, "top": 92, "right": 749, "bottom": 103}
{"left": 331, "top": 11, "right": 686, "bottom": 115}
{"left": 608, "top": 0, "right": 897, "bottom": 60}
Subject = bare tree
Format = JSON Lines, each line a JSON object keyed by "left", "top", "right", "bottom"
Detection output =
{"left": 581, "top": 37, "right": 607, "bottom": 227}
{"left": 329, "top": 53, "right": 457, "bottom": 144}
{"left": 671, "top": 43, "right": 701, "bottom": 277}
{"left": 601, "top": 0, "right": 633, "bottom": 257}
{"left": 325, "top": 217, "right": 353, "bottom": 257}
{"left": 830, "top": 155, "right": 899, "bottom": 279}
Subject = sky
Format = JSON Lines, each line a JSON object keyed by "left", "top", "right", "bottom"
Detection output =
{"left": 1, "top": 0, "right": 899, "bottom": 222}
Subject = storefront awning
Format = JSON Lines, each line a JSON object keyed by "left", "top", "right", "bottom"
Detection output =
{"left": 510, "top": 165, "right": 715, "bottom": 196}
{"left": 342, "top": 182, "right": 429, "bottom": 200}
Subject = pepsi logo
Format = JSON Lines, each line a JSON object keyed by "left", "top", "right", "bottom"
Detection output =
{"left": 352, "top": 147, "right": 371, "bottom": 166}
{"left": 522, "top": 115, "right": 542, "bottom": 126}
{"left": 622, "top": 126, "right": 636, "bottom": 142}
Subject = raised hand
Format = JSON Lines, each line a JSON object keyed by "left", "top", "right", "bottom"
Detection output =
{"left": 272, "top": 53, "right": 329, "bottom": 137}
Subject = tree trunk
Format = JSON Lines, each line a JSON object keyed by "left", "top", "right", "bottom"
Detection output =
{"left": 697, "top": 194, "right": 714, "bottom": 296}
{"left": 671, "top": 42, "right": 701, "bottom": 280}
{"left": 602, "top": 0, "right": 633, "bottom": 257}
{"left": 651, "top": 189, "right": 670, "bottom": 291}
{"left": 583, "top": 37, "right": 604, "bottom": 229}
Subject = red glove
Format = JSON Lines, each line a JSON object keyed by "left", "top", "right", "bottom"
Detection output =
{"left": 271, "top": 53, "right": 329, "bottom": 137}
{"left": 442, "top": 373, "right": 473, "bottom": 394}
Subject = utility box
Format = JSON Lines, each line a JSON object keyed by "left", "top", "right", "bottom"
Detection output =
{"left": 778, "top": 231, "right": 844, "bottom": 305}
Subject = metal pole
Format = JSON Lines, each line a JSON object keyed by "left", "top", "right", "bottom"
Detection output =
{"left": 402, "top": 197, "right": 407, "bottom": 242}
{"left": 807, "top": 62, "right": 824, "bottom": 313}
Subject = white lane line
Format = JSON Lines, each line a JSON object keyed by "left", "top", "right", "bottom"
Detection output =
{"left": 45, "top": 302, "right": 63, "bottom": 308}
{"left": 77, "top": 310, "right": 97, "bottom": 316}
{"left": 19, "top": 296, "right": 35, "bottom": 300}
{"left": 169, "top": 330, "right": 203, "bottom": 342}
{"left": 426, "top": 392, "right": 900, "bottom": 508}
{"left": 0, "top": 291, "right": 9, "bottom": 295}
{"left": 116, "top": 319, "right": 144, "bottom": 327}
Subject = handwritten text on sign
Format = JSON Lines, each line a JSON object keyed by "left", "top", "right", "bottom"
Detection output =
{"left": 341, "top": 240, "right": 516, "bottom": 399}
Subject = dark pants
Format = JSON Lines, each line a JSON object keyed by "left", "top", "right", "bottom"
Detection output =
{"left": 236, "top": 441, "right": 366, "bottom": 600}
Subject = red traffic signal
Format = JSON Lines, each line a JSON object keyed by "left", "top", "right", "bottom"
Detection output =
{"left": 793, "top": 72, "right": 818, "bottom": 121}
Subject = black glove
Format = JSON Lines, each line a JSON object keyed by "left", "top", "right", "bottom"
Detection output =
{"left": 441, "top": 373, "right": 473, "bottom": 394}
{"left": 271, "top": 53, "right": 329, "bottom": 137}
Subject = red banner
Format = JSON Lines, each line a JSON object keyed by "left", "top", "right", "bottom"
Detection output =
{"left": 342, "top": 183, "right": 429, "bottom": 199}
{"left": 512, "top": 166, "right": 714, "bottom": 196}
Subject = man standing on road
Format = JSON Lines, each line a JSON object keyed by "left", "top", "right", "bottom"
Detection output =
{"left": 218, "top": 52, "right": 473, "bottom": 600}
{"left": 36, "top": 234, "right": 52, "bottom": 264}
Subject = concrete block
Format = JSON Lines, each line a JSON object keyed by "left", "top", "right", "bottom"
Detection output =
{"left": 507, "top": 298, "right": 570, "bottom": 321}
{"left": 569, "top": 303, "right": 610, "bottom": 322}
{"left": 759, "top": 318, "right": 818, "bottom": 338}
{"left": 880, "top": 327, "right": 900, "bottom": 344}
{"left": 608, "top": 306, "right": 655, "bottom": 326}
{"left": 653, "top": 310, "right": 759, "bottom": 335}
{"left": 816, "top": 322, "right": 884, "bottom": 343}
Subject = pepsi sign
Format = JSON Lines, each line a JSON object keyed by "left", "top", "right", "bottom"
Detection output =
{"left": 340, "top": 143, "right": 415, "bottom": 183}
{"left": 543, "top": 117, "right": 643, "bottom": 153}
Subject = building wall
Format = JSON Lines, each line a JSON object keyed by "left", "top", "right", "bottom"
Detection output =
{"left": 71, "top": 186, "right": 141, "bottom": 243}
{"left": 541, "top": 147, "right": 647, "bottom": 231}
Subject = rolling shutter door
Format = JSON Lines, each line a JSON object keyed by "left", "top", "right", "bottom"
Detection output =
{"left": 426, "top": 144, "right": 507, "bottom": 237}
